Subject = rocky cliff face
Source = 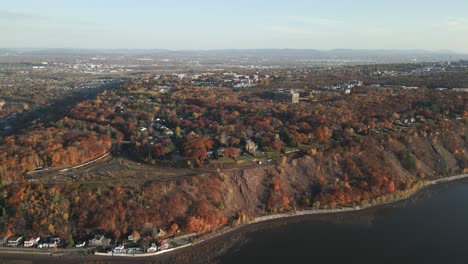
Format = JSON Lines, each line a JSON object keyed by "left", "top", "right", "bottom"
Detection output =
{"left": 217, "top": 121, "right": 467, "bottom": 219}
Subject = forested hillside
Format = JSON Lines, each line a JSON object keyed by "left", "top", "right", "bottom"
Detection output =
{"left": 0, "top": 77, "right": 466, "bottom": 242}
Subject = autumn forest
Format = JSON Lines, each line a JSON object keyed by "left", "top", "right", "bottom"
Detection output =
{"left": 0, "top": 66, "right": 467, "bottom": 246}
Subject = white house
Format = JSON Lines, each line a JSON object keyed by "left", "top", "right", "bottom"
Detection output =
{"left": 0, "top": 235, "right": 9, "bottom": 246}
{"left": 23, "top": 237, "right": 40, "bottom": 247}
{"left": 217, "top": 147, "right": 225, "bottom": 157}
{"left": 7, "top": 236, "right": 23, "bottom": 247}
{"left": 148, "top": 243, "right": 158, "bottom": 253}
{"left": 75, "top": 241, "right": 86, "bottom": 248}
{"left": 89, "top": 235, "right": 106, "bottom": 246}
{"left": 113, "top": 244, "right": 125, "bottom": 253}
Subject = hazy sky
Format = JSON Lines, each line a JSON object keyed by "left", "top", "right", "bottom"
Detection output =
{"left": 1, "top": 0, "right": 468, "bottom": 52}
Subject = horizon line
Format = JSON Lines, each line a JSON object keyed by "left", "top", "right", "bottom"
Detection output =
{"left": 1, "top": 47, "right": 467, "bottom": 54}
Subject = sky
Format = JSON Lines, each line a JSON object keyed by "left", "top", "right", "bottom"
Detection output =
{"left": 1, "top": 0, "right": 468, "bottom": 52}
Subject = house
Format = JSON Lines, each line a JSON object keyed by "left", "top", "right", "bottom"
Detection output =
{"left": 157, "top": 86, "right": 171, "bottom": 93}
{"left": 0, "top": 235, "right": 9, "bottom": 246}
{"left": 52, "top": 237, "right": 60, "bottom": 243}
{"left": 350, "top": 80, "right": 363, "bottom": 87}
{"left": 155, "top": 228, "right": 166, "bottom": 239}
{"left": 217, "top": 148, "right": 225, "bottom": 157}
{"left": 127, "top": 247, "right": 142, "bottom": 255}
{"left": 147, "top": 243, "right": 158, "bottom": 253}
{"left": 128, "top": 232, "right": 141, "bottom": 242}
{"left": 157, "top": 240, "right": 170, "bottom": 251}
{"left": 244, "top": 139, "right": 258, "bottom": 153}
{"left": 172, "top": 73, "right": 187, "bottom": 79}
{"left": 43, "top": 237, "right": 61, "bottom": 248}
{"left": 207, "top": 151, "right": 214, "bottom": 159}
{"left": 340, "top": 83, "right": 354, "bottom": 90}
{"left": 75, "top": 241, "right": 86, "bottom": 248}
{"left": 7, "top": 236, "right": 23, "bottom": 247}
{"left": 89, "top": 235, "right": 106, "bottom": 246}
{"left": 113, "top": 244, "right": 125, "bottom": 253}
{"left": 23, "top": 237, "right": 40, "bottom": 248}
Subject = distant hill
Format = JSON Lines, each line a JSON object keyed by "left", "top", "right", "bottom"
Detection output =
{"left": 1, "top": 48, "right": 467, "bottom": 64}
{"left": 169, "top": 48, "right": 467, "bottom": 59}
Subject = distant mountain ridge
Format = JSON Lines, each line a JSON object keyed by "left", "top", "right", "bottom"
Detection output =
{"left": 1, "top": 48, "right": 467, "bottom": 63}
{"left": 1, "top": 48, "right": 465, "bottom": 55}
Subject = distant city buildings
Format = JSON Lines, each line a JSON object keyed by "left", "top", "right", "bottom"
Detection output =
{"left": 319, "top": 80, "right": 363, "bottom": 94}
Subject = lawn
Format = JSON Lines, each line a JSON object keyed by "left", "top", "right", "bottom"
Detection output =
{"left": 210, "top": 156, "right": 235, "bottom": 164}
{"left": 265, "top": 151, "right": 283, "bottom": 158}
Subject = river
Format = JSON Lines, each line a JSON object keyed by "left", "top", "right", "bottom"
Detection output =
{"left": 214, "top": 179, "right": 468, "bottom": 264}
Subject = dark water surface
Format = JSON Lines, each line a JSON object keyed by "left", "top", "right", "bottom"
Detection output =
{"left": 216, "top": 181, "right": 468, "bottom": 264}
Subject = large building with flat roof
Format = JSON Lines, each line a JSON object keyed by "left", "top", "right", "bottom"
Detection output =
{"left": 274, "top": 89, "right": 299, "bottom": 103}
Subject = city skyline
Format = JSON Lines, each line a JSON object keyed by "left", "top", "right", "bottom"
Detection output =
{"left": 1, "top": 0, "right": 468, "bottom": 53}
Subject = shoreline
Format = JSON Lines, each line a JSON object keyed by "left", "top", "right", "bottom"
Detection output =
{"left": 168, "top": 173, "right": 468, "bottom": 256}
{"left": 90, "top": 172, "right": 466, "bottom": 259}
{"left": 0, "top": 173, "right": 466, "bottom": 260}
